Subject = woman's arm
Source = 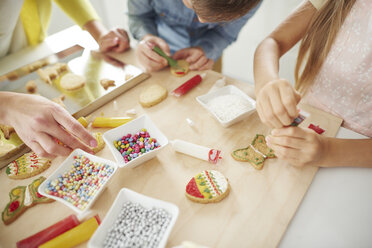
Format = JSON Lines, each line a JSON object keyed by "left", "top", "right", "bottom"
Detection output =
{"left": 253, "top": 1, "right": 316, "bottom": 128}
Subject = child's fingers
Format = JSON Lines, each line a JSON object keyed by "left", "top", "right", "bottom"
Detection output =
{"left": 28, "top": 140, "right": 55, "bottom": 159}
{"left": 139, "top": 50, "right": 166, "bottom": 72}
{"left": 36, "top": 132, "right": 72, "bottom": 157}
{"left": 261, "top": 97, "right": 283, "bottom": 128}
{"left": 199, "top": 59, "right": 214, "bottom": 71}
{"left": 267, "top": 142, "right": 300, "bottom": 161}
{"left": 269, "top": 89, "right": 292, "bottom": 126}
{"left": 173, "top": 49, "right": 190, "bottom": 60}
{"left": 142, "top": 44, "right": 168, "bottom": 65}
{"left": 185, "top": 50, "right": 203, "bottom": 64}
{"left": 271, "top": 126, "right": 306, "bottom": 138}
{"left": 154, "top": 38, "right": 171, "bottom": 56}
{"left": 189, "top": 56, "right": 208, "bottom": 70}
{"left": 279, "top": 84, "right": 300, "bottom": 119}
{"left": 266, "top": 135, "right": 304, "bottom": 150}
{"left": 100, "top": 37, "right": 119, "bottom": 52}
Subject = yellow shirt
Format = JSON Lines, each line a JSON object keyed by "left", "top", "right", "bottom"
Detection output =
{"left": 20, "top": 0, "right": 99, "bottom": 45}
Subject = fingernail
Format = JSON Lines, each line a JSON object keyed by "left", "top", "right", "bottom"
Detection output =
{"left": 90, "top": 140, "right": 98, "bottom": 147}
{"left": 114, "top": 37, "right": 119, "bottom": 43}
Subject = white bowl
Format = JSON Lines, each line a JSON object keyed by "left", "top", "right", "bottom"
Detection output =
{"left": 38, "top": 149, "right": 118, "bottom": 215}
{"left": 88, "top": 188, "right": 179, "bottom": 248}
{"left": 103, "top": 114, "right": 168, "bottom": 168}
{"left": 196, "top": 85, "right": 256, "bottom": 127}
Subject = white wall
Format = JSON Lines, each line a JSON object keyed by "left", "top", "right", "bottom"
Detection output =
{"left": 48, "top": 0, "right": 302, "bottom": 84}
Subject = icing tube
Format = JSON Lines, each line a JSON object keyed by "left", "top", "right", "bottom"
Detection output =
{"left": 172, "top": 73, "right": 206, "bottom": 97}
{"left": 170, "top": 139, "right": 222, "bottom": 164}
{"left": 92, "top": 117, "right": 132, "bottom": 128}
{"left": 16, "top": 215, "right": 80, "bottom": 248}
{"left": 290, "top": 110, "right": 310, "bottom": 127}
{"left": 38, "top": 215, "right": 100, "bottom": 248}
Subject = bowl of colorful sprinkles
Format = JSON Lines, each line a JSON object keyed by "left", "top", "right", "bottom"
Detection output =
{"left": 196, "top": 85, "right": 256, "bottom": 127}
{"left": 88, "top": 188, "right": 179, "bottom": 248}
{"left": 103, "top": 114, "right": 168, "bottom": 168}
{"left": 38, "top": 149, "right": 117, "bottom": 215}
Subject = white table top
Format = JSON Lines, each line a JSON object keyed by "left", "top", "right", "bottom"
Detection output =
{"left": 280, "top": 127, "right": 372, "bottom": 248}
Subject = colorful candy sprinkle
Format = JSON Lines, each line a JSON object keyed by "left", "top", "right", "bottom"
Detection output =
{"left": 44, "top": 155, "right": 114, "bottom": 210}
{"left": 114, "top": 129, "right": 160, "bottom": 163}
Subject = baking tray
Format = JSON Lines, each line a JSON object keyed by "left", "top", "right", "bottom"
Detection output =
{"left": 0, "top": 45, "right": 149, "bottom": 167}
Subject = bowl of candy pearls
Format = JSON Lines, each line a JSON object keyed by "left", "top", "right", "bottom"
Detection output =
{"left": 196, "top": 85, "right": 256, "bottom": 127}
{"left": 38, "top": 149, "right": 118, "bottom": 215}
{"left": 88, "top": 188, "right": 179, "bottom": 248}
{"left": 103, "top": 114, "right": 168, "bottom": 168}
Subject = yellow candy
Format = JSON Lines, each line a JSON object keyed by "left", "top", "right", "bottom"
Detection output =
{"left": 77, "top": 117, "right": 89, "bottom": 128}
{"left": 92, "top": 117, "right": 132, "bottom": 128}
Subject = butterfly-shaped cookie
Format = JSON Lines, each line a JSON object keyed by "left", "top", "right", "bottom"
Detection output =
{"left": 231, "top": 134, "right": 275, "bottom": 170}
{"left": 2, "top": 177, "right": 54, "bottom": 225}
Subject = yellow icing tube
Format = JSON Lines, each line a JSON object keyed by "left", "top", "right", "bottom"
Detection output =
{"left": 92, "top": 117, "right": 133, "bottom": 128}
{"left": 39, "top": 215, "right": 100, "bottom": 248}
{"left": 77, "top": 117, "right": 89, "bottom": 128}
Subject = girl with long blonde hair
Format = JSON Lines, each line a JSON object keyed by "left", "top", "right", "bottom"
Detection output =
{"left": 253, "top": 0, "right": 371, "bottom": 167}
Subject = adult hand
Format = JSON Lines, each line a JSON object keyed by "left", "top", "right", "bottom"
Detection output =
{"left": 4, "top": 93, "right": 97, "bottom": 158}
{"left": 173, "top": 47, "right": 214, "bottom": 71}
{"left": 266, "top": 126, "right": 328, "bottom": 167}
{"left": 256, "top": 79, "right": 301, "bottom": 128}
{"left": 136, "top": 34, "right": 170, "bottom": 72}
{"left": 98, "top": 28, "right": 130, "bottom": 53}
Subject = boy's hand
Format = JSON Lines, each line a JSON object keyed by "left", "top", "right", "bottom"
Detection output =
{"left": 256, "top": 79, "right": 301, "bottom": 128}
{"left": 173, "top": 47, "right": 214, "bottom": 71}
{"left": 136, "top": 35, "right": 170, "bottom": 72}
{"left": 98, "top": 28, "right": 130, "bottom": 53}
{"left": 4, "top": 94, "right": 96, "bottom": 158}
{"left": 266, "top": 127, "right": 328, "bottom": 167}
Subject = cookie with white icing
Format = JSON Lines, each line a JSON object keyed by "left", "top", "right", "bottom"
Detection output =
{"left": 186, "top": 170, "right": 230, "bottom": 204}
{"left": 6, "top": 152, "right": 51, "bottom": 179}
{"left": 231, "top": 134, "right": 275, "bottom": 170}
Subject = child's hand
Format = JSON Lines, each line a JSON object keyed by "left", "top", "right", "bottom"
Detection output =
{"left": 266, "top": 127, "right": 328, "bottom": 167}
{"left": 256, "top": 79, "right": 301, "bottom": 128}
{"left": 136, "top": 35, "right": 170, "bottom": 72}
{"left": 98, "top": 28, "right": 130, "bottom": 53}
{"left": 173, "top": 47, "right": 214, "bottom": 71}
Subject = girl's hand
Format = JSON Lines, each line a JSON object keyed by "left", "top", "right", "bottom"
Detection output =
{"left": 256, "top": 79, "right": 301, "bottom": 128}
{"left": 98, "top": 28, "right": 130, "bottom": 53}
{"left": 266, "top": 126, "right": 328, "bottom": 167}
{"left": 136, "top": 35, "right": 170, "bottom": 72}
{"left": 4, "top": 94, "right": 96, "bottom": 158}
{"left": 173, "top": 47, "right": 214, "bottom": 71}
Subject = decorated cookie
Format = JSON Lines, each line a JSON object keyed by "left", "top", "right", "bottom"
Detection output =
{"left": 231, "top": 134, "right": 275, "bottom": 170}
{"left": 26, "top": 80, "right": 37, "bottom": 94}
{"left": 92, "top": 132, "right": 105, "bottom": 154}
{"left": 60, "top": 73, "right": 86, "bottom": 91}
{"left": 52, "top": 62, "right": 68, "bottom": 74}
{"left": 170, "top": 60, "right": 189, "bottom": 77}
{"left": 2, "top": 177, "right": 53, "bottom": 225}
{"left": 100, "top": 78, "right": 116, "bottom": 90}
{"left": 6, "top": 152, "right": 51, "bottom": 180}
{"left": 186, "top": 170, "right": 230, "bottom": 204}
{"left": 139, "top": 84, "right": 168, "bottom": 108}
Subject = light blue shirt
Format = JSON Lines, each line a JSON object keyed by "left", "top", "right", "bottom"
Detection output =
{"left": 128, "top": 0, "right": 261, "bottom": 61}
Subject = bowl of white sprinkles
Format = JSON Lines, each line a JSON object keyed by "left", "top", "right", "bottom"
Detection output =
{"left": 196, "top": 85, "right": 256, "bottom": 127}
{"left": 88, "top": 188, "right": 179, "bottom": 248}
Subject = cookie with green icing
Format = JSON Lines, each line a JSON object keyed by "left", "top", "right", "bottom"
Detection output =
{"left": 231, "top": 134, "right": 275, "bottom": 170}
{"left": 186, "top": 170, "right": 230, "bottom": 204}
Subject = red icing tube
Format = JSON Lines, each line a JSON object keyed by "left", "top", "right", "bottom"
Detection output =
{"left": 308, "top": 124, "right": 325, "bottom": 134}
{"left": 172, "top": 73, "right": 206, "bottom": 97}
{"left": 16, "top": 215, "right": 79, "bottom": 248}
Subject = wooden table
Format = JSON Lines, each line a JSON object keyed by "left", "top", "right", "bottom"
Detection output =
{"left": 0, "top": 47, "right": 342, "bottom": 247}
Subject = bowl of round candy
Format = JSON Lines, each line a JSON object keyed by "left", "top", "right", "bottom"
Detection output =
{"left": 103, "top": 114, "right": 168, "bottom": 168}
{"left": 88, "top": 188, "right": 179, "bottom": 248}
{"left": 38, "top": 149, "right": 118, "bottom": 215}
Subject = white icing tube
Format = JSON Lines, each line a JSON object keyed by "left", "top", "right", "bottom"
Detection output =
{"left": 170, "top": 139, "right": 222, "bottom": 164}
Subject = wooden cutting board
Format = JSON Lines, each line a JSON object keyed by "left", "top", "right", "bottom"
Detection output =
{"left": 0, "top": 50, "right": 343, "bottom": 248}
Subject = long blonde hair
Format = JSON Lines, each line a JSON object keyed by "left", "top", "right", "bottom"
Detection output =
{"left": 295, "top": 0, "right": 356, "bottom": 93}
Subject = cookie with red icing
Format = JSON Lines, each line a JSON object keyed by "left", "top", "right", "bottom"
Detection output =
{"left": 2, "top": 176, "right": 54, "bottom": 225}
{"left": 6, "top": 152, "right": 51, "bottom": 179}
{"left": 185, "top": 170, "right": 230, "bottom": 204}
